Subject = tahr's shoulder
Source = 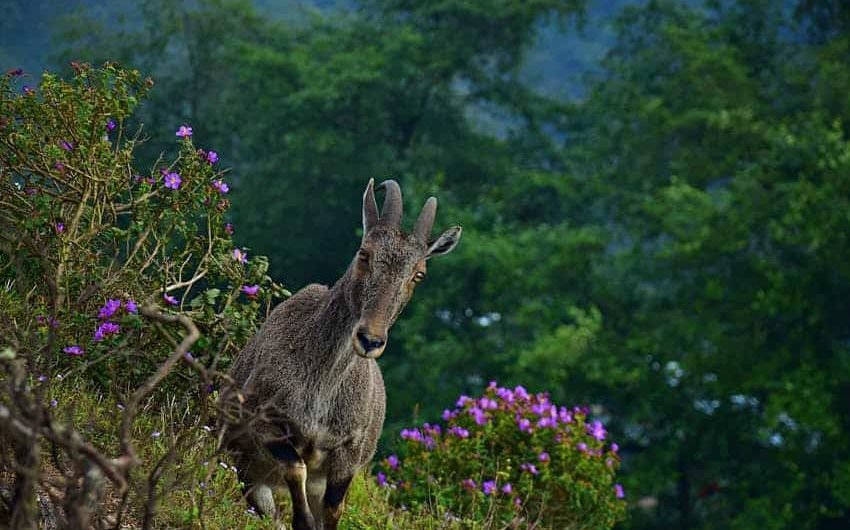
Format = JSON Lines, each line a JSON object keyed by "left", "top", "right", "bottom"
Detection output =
{"left": 269, "top": 283, "right": 328, "bottom": 317}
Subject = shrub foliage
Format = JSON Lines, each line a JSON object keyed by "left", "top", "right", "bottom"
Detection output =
{"left": 378, "top": 382, "right": 627, "bottom": 528}
{"left": 0, "top": 63, "right": 282, "bottom": 388}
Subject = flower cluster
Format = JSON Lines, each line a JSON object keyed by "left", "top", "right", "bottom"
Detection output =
{"left": 377, "top": 382, "right": 627, "bottom": 527}
{"left": 88, "top": 298, "right": 138, "bottom": 345}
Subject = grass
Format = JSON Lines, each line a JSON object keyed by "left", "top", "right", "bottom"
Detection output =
{"left": 28, "top": 379, "right": 463, "bottom": 529}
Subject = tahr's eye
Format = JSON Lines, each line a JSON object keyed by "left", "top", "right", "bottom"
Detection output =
{"left": 413, "top": 271, "right": 426, "bottom": 282}
{"left": 358, "top": 249, "right": 370, "bottom": 263}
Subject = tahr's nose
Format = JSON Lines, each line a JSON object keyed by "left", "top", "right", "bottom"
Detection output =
{"left": 355, "top": 329, "right": 386, "bottom": 355}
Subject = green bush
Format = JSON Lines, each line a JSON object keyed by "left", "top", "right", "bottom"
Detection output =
{"left": 377, "top": 382, "right": 627, "bottom": 528}
{"left": 0, "top": 62, "right": 284, "bottom": 389}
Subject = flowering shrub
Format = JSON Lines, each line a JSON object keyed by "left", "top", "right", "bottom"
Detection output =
{"left": 0, "top": 63, "right": 286, "bottom": 387}
{"left": 377, "top": 382, "right": 627, "bottom": 529}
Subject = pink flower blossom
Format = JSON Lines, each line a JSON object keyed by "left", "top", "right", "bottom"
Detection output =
{"left": 520, "top": 463, "right": 538, "bottom": 475}
{"left": 241, "top": 284, "right": 260, "bottom": 298}
{"left": 615, "top": 483, "right": 625, "bottom": 499}
{"left": 63, "top": 345, "right": 84, "bottom": 356}
{"left": 482, "top": 480, "right": 497, "bottom": 496}
{"left": 98, "top": 299, "right": 122, "bottom": 320}
{"left": 164, "top": 172, "right": 182, "bottom": 190}
{"left": 93, "top": 322, "right": 120, "bottom": 342}
{"left": 213, "top": 179, "right": 229, "bottom": 194}
{"left": 175, "top": 124, "right": 193, "bottom": 138}
{"left": 232, "top": 248, "right": 248, "bottom": 264}
{"left": 163, "top": 293, "right": 179, "bottom": 306}
{"left": 589, "top": 420, "right": 607, "bottom": 441}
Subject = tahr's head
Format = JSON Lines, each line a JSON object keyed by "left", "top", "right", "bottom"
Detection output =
{"left": 347, "top": 179, "right": 461, "bottom": 359}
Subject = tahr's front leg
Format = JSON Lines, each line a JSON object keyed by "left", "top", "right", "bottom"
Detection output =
{"left": 322, "top": 476, "right": 352, "bottom": 530}
{"left": 266, "top": 440, "right": 316, "bottom": 530}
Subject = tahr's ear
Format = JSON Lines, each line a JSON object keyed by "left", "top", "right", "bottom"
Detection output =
{"left": 426, "top": 226, "right": 462, "bottom": 259}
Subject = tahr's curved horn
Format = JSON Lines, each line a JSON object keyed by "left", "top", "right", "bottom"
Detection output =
{"left": 377, "top": 180, "right": 403, "bottom": 228}
{"left": 413, "top": 196, "right": 437, "bottom": 242}
{"left": 362, "top": 178, "right": 378, "bottom": 234}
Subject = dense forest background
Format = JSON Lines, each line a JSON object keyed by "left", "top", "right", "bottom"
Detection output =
{"left": 3, "top": 0, "right": 850, "bottom": 528}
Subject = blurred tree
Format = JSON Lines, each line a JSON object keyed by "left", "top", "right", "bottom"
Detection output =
{"left": 549, "top": 1, "right": 850, "bottom": 528}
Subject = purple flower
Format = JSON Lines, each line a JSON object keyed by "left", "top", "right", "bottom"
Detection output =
{"left": 7, "top": 68, "right": 23, "bottom": 77}
{"left": 537, "top": 417, "right": 556, "bottom": 429}
{"left": 22, "top": 85, "right": 35, "bottom": 95}
{"left": 469, "top": 406, "right": 488, "bottom": 425}
{"left": 423, "top": 423, "right": 441, "bottom": 437}
{"left": 482, "top": 480, "right": 497, "bottom": 496}
{"left": 386, "top": 454, "right": 399, "bottom": 470}
{"left": 224, "top": 223, "right": 234, "bottom": 235}
{"left": 50, "top": 399, "right": 58, "bottom": 407}
{"left": 520, "top": 463, "right": 538, "bottom": 475}
{"left": 558, "top": 406, "right": 573, "bottom": 424}
{"left": 93, "top": 322, "right": 120, "bottom": 342}
{"left": 55, "top": 222, "right": 65, "bottom": 234}
{"left": 441, "top": 409, "right": 454, "bottom": 421}
{"left": 124, "top": 299, "right": 138, "bottom": 314}
{"left": 610, "top": 442, "right": 619, "bottom": 453}
{"left": 37, "top": 375, "right": 47, "bottom": 383}
{"left": 514, "top": 385, "right": 530, "bottom": 401}
{"left": 589, "top": 420, "right": 607, "bottom": 441}
{"left": 55, "top": 162, "right": 65, "bottom": 172}
{"left": 376, "top": 472, "right": 387, "bottom": 487}
{"left": 241, "top": 284, "right": 260, "bottom": 298}
{"left": 164, "top": 172, "right": 182, "bottom": 190}
{"left": 98, "top": 299, "right": 122, "bottom": 320}
{"left": 460, "top": 478, "right": 477, "bottom": 491}
{"left": 106, "top": 119, "right": 116, "bottom": 131}
{"left": 577, "top": 442, "right": 588, "bottom": 453}
{"left": 456, "top": 395, "right": 472, "bottom": 407}
{"left": 63, "top": 345, "right": 84, "bottom": 356}
{"left": 175, "top": 124, "right": 193, "bottom": 138}
{"left": 232, "top": 248, "right": 248, "bottom": 264}
{"left": 448, "top": 426, "right": 469, "bottom": 438}
{"left": 163, "top": 293, "right": 179, "bottom": 306}
{"left": 615, "top": 483, "right": 625, "bottom": 499}
{"left": 60, "top": 140, "right": 73, "bottom": 151}
{"left": 479, "top": 397, "right": 498, "bottom": 410}
{"left": 501, "top": 483, "right": 513, "bottom": 494}
{"left": 517, "top": 417, "right": 532, "bottom": 433}
{"left": 538, "top": 452, "right": 550, "bottom": 462}
{"left": 206, "top": 150, "right": 219, "bottom": 164}
{"left": 213, "top": 179, "right": 229, "bottom": 194}
{"left": 400, "top": 429, "right": 423, "bottom": 442}
{"left": 496, "top": 387, "right": 515, "bottom": 403}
